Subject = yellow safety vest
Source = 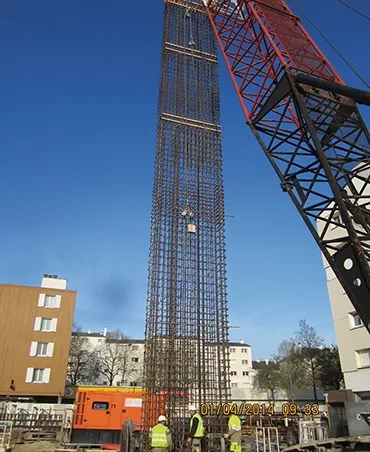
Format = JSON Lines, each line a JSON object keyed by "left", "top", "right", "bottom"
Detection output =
{"left": 190, "top": 413, "right": 204, "bottom": 438}
{"left": 151, "top": 423, "right": 169, "bottom": 448}
{"left": 228, "top": 414, "right": 241, "bottom": 432}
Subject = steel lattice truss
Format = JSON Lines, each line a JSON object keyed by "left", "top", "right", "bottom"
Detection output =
{"left": 141, "top": 1, "right": 230, "bottom": 451}
{"left": 203, "top": 0, "right": 370, "bottom": 330}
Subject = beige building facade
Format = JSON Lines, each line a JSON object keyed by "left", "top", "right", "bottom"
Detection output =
{"left": 318, "top": 166, "right": 370, "bottom": 399}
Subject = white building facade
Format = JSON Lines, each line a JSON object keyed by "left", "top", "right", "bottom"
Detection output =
{"left": 77, "top": 333, "right": 255, "bottom": 399}
{"left": 317, "top": 166, "right": 370, "bottom": 399}
{"left": 76, "top": 330, "right": 145, "bottom": 388}
{"left": 321, "top": 256, "right": 370, "bottom": 398}
{"left": 229, "top": 340, "right": 254, "bottom": 400}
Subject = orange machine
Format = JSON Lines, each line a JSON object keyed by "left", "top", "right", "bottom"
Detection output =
{"left": 72, "top": 386, "right": 143, "bottom": 445}
{"left": 71, "top": 386, "right": 187, "bottom": 445}
{"left": 74, "top": 386, "right": 143, "bottom": 431}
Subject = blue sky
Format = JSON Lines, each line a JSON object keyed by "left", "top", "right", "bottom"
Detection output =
{"left": 1, "top": 0, "right": 370, "bottom": 359}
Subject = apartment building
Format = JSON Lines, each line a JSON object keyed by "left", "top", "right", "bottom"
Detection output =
{"left": 229, "top": 340, "right": 254, "bottom": 400}
{"left": 79, "top": 332, "right": 254, "bottom": 398}
{"left": 0, "top": 274, "right": 76, "bottom": 401}
{"left": 317, "top": 167, "right": 370, "bottom": 399}
{"left": 76, "top": 330, "right": 145, "bottom": 387}
{"left": 321, "top": 255, "right": 370, "bottom": 398}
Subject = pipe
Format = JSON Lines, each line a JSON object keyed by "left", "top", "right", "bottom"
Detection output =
{"left": 294, "top": 73, "right": 370, "bottom": 107}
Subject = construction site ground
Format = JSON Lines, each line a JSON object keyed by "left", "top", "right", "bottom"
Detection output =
{"left": 9, "top": 442, "right": 108, "bottom": 452}
{"left": 10, "top": 441, "right": 58, "bottom": 451}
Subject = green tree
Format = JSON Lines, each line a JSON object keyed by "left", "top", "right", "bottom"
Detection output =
{"left": 316, "top": 346, "right": 344, "bottom": 390}
{"left": 253, "top": 361, "right": 280, "bottom": 401}
{"left": 275, "top": 340, "right": 306, "bottom": 402}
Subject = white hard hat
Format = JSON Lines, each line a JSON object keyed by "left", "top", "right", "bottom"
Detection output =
{"left": 158, "top": 415, "right": 167, "bottom": 422}
{"left": 188, "top": 404, "right": 197, "bottom": 411}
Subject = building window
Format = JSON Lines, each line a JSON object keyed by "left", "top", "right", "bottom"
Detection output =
{"left": 132, "top": 345, "right": 139, "bottom": 350}
{"left": 132, "top": 357, "right": 139, "bottom": 363}
{"left": 241, "top": 348, "right": 248, "bottom": 353}
{"left": 230, "top": 348, "right": 236, "bottom": 353}
{"left": 38, "top": 294, "right": 61, "bottom": 308}
{"left": 130, "top": 382, "right": 139, "bottom": 387}
{"left": 44, "top": 295, "right": 56, "bottom": 307}
{"left": 349, "top": 312, "right": 363, "bottom": 329}
{"left": 41, "top": 318, "right": 51, "bottom": 330}
{"left": 356, "top": 348, "right": 370, "bottom": 368}
{"left": 242, "top": 360, "right": 248, "bottom": 365}
{"left": 231, "top": 383, "right": 238, "bottom": 388}
{"left": 29, "top": 342, "right": 54, "bottom": 357}
{"left": 33, "top": 369, "right": 44, "bottom": 382}
{"left": 92, "top": 402, "right": 109, "bottom": 410}
{"left": 25, "top": 367, "right": 51, "bottom": 383}
{"left": 37, "top": 342, "right": 48, "bottom": 356}
{"left": 331, "top": 211, "right": 344, "bottom": 230}
{"left": 243, "top": 371, "right": 249, "bottom": 376}
{"left": 34, "top": 317, "right": 58, "bottom": 332}
{"left": 230, "top": 371, "right": 237, "bottom": 376}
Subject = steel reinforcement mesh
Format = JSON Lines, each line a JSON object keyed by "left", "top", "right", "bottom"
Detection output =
{"left": 141, "top": 1, "right": 231, "bottom": 451}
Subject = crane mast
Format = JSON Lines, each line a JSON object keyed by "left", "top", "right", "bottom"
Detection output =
{"left": 201, "top": 0, "right": 370, "bottom": 332}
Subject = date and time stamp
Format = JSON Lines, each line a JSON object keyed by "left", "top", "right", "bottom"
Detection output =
{"left": 199, "top": 402, "right": 320, "bottom": 417}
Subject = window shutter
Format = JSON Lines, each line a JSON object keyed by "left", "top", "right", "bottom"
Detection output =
{"left": 38, "top": 294, "right": 46, "bottom": 307}
{"left": 50, "top": 318, "right": 58, "bottom": 332}
{"left": 30, "top": 342, "right": 37, "bottom": 357}
{"left": 55, "top": 295, "right": 61, "bottom": 308}
{"left": 34, "top": 317, "right": 41, "bottom": 331}
{"left": 47, "top": 343, "right": 54, "bottom": 357}
{"left": 43, "top": 368, "right": 51, "bottom": 383}
{"left": 25, "top": 368, "right": 33, "bottom": 383}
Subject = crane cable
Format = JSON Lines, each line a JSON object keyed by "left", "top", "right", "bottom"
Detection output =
{"left": 336, "top": 0, "right": 370, "bottom": 22}
{"left": 287, "top": 0, "right": 370, "bottom": 90}
{"left": 287, "top": 0, "right": 370, "bottom": 233}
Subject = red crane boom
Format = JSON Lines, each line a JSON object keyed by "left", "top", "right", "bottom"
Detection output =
{"left": 202, "top": 0, "right": 370, "bottom": 332}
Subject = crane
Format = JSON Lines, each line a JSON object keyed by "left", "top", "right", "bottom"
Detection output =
{"left": 200, "top": 0, "right": 370, "bottom": 333}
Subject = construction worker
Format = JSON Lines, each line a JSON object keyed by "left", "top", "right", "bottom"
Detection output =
{"left": 224, "top": 413, "right": 242, "bottom": 452}
{"left": 150, "top": 415, "right": 173, "bottom": 452}
{"left": 187, "top": 404, "right": 204, "bottom": 452}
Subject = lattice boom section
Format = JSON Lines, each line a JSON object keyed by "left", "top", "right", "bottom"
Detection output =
{"left": 142, "top": 1, "right": 231, "bottom": 451}
{"left": 204, "top": 0, "right": 342, "bottom": 123}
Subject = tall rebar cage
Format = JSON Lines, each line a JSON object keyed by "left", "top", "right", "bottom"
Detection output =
{"left": 141, "top": 0, "right": 231, "bottom": 451}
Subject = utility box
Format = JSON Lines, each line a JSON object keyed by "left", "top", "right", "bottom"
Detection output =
{"left": 188, "top": 224, "right": 196, "bottom": 233}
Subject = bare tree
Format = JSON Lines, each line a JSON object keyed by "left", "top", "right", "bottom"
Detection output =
{"left": 253, "top": 361, "right": 280, "bottom": 401}
{"left": 294, "top": 320, "right": 324, "bottom": 402}
{"left": 97, "top": 330, "right": 139, "bottom": 386}
{"left": 67, "top": 326, "right": 100, "bottom": 385}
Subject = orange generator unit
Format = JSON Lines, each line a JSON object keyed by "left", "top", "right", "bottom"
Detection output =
{"left": 72, "top": 386, "right": 144, "bottom": 445}
{"left": 71, "top": 386, "right": 186, "bottom": 446}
